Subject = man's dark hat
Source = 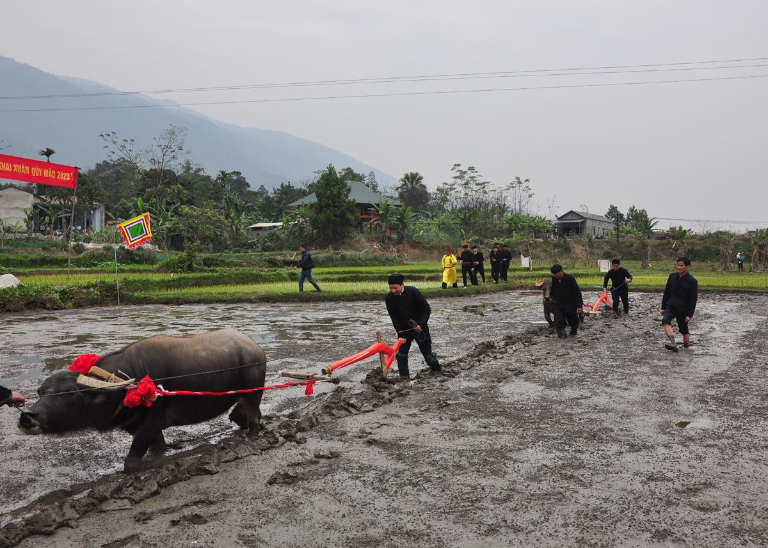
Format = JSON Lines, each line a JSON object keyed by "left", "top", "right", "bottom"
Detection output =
{"left": 471, "top": 245, "right": 478, "bottom": 249}
{"left": 502, "top": 243, "right": 509, "bottom": 247}
{"left": 493, "top": 242, "right": 500, "bottom": 247}
{"left": 388, "top": 273, "right": 405, "bottom": 285}
{"left": 550, "top": 264, "right": 563, "bottom": 274}
{"left": 462, "top": 244, "right": 469, "bottom": 248}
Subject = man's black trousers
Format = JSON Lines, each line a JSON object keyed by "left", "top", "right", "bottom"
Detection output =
{"left": 612, "top": 286, "right": 629, "bottom": 313}
{"left": 491, "top": 265, "right": 500, "bottom": 283}
{"left": 462, "top": 265, "right": 472, "bottom": 286}
{"left": 399, "top": 324, "right": 433, "bottom": 358}
{"left": 554, "top": 305, "right": 580, "bottom": 330}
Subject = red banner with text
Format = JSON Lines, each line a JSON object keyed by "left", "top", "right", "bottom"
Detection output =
{"left": 0, "top": 153, "right": 78, "bottom": 189}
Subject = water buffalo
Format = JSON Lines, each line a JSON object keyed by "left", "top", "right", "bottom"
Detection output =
{"left": 19, "top": 328, "right": 266, "bottom": 472}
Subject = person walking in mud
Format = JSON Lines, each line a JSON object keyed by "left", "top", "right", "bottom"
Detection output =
{"left": 1, "top": 386, "right": 26, "bottom": 408}
{"left": 603, "top": 259, "right": 633, "bottom": 316}
{"left": 549, "top": 264, "right": 583, "bottom": 338}
{"left": 441, "top": 247, "right": 459, "bottom": 289}
{"left": 294, "top": 244, "right": 322, "bottom": 293}
{"left": 661, "top": 257, "right": 698, "bottom": 351}
{"left": 385, "top": 273, "right": 441, "bottom": 380}
{"left": 500, "top": 244, "right": 512, "bottom": 282}
{"left": 459, "top": 244, "right": 474, "bottom": 287}
{"left": 489, "top": 243, "right": 502, "bottom": 283}
{"left": 471, "top": 245, "right": 485, "bottom": 285}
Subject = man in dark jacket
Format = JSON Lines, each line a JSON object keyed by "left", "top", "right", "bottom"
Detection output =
{"left": 459, "top": 244, "right": 473, "bottom": 287}
{"left": 500, "top": 244, "right": 512, "bottom": 282}
{"left": 550, "top": 264, "right": 584, "bottom": 338}
{"left": 471, "top": 245, "right": 485, "bottom": 285}
{"left": 489, "top": 243, "right": 502, "bottom": 283}
{"left": 0, "top": 386, "right": 26, "bottom": 408}
{"left": 385, "top": 273, "right": 440, "bottom": 379}
{"left": 603, "top": 258, "right": 633, "bottom": 316}
{"left": 294, "top": 244, "right": 322, "bottom": 292}
{"left": 661, "top": 257, "right": 698, "bottom": 351}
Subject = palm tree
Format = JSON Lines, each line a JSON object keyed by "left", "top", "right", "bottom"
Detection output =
{"left": 636, "top": 217, "right": 659, "bottom": 268}
{"left": 719, "top": 231, "right": 734, "bottom": 271}
{"left": 396, "top": 172, "right": 429, "bottom": 212}
{"left": 368, "top": 200, "right": 395, "bottom": 241}
{"left": 751, "top": 228, "right": 767, "bottom": 272}
{"left": 670, "top": 226, "right": 688, "bottom": 257}
{"left": 392, "top": 204, "right": 413, "bottom": 244}
{"left": 39, "top": 148, "right": 56, "bottom": 162}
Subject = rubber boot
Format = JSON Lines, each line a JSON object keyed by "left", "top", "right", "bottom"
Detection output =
{"left": 396, "top": 353, "right": 410, "bottom": 378}
{"left": 556, "top": 328, "right": 567, "bottom": 338}
{"left": 570, "top": 326, "right": 578, "bottom": 336}
{"left": 425, "top": 353, "right": 441, "bottom": 372}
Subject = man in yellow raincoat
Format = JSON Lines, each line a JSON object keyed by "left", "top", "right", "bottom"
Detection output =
{"left": 441, "top": 246, "right": 459, "bottom": 289}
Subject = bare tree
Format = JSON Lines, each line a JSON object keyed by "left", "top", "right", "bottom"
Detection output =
{"left": 506, "top": 177, "right": 534, "bottom": 215}
{"left": 100, "top": 125, "right": 188, "bottom": 201}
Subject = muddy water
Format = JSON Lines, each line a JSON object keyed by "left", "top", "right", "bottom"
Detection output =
{"left": 3, "top": 290, "right": 768, "bottom": 547}
{"left": 0, "top": 291, "right": 542, "bottom": 514}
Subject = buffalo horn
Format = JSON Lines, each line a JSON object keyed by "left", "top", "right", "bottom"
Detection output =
{"left": 76, "top": 375, "right": 135, "bottom": 391}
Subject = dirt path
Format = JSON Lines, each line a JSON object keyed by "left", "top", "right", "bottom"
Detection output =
{"left": 2, "top": 291, "right": 767, "bottom": 547}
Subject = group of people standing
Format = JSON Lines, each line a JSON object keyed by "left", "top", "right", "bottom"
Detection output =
{"left": 442, "top": 243, "right": 516, "bottom": 288}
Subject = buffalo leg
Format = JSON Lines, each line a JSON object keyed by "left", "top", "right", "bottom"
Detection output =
{"left": 148, "top": 431, "right": 167, "bottom": 455}
{"left": 544, "top": 303, "right": 555, "bottom": 327}
{"left": 125, "top": 427, "right": 162, "bottom": 472}
{"left": 237, "top": 392, "right": 263, "bottom": 432}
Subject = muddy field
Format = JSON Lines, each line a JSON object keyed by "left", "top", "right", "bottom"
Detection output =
{"left": 1, "top": 289, "right": 767, "bottom": 547}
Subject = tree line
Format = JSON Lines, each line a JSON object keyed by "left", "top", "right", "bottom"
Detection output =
{"left": 2, "top": 125, "right": 556, "bottom": 252}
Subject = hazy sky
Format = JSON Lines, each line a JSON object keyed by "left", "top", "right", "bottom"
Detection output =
{"left": 2, "top": 1, "right": 767, "bottom": 231}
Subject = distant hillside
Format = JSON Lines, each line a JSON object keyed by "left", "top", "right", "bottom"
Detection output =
{"left": 0, "top": 56, "right": 396, "bottom": 189}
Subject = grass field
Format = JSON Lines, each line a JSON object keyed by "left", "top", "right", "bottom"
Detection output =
{"left": 4, "top": 260, "right": 767, "bottom": 312}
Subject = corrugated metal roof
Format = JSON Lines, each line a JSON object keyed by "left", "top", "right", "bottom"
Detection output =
{"left": 556, "top": 210, "right": 612, "bottom": 223}
{"left": 288, "top": 181, "right": 399, "bottom": 207}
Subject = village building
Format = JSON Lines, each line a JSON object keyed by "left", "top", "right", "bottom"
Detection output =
{"left": 554, "top": 210, "right": 613, "bottom": 238}
{"left": 287, "top": 181, "right": 400, "bottom": 232}
{"left": 248, "top": 222, "right": 283, "bottom": 238}
{"left": 0, "top": 186, "right": 40, "bottom": 229}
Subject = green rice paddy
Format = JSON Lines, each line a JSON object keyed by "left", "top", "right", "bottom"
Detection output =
{"left": 4, "top": 260, "right": 767, "bottom": 312}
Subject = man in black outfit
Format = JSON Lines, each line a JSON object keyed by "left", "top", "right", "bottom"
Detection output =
{"left": 549, "top": 264, "right": 583, "bottom": 338}
{"left": 459, "top": 244, "right": 474, "bottom": 287}
{"left": 500, "top": 244, "right": 512, "bottom": 282}
{"left": 603, "top": 258, "right": 633, "bottom": 316}
{"left": 385, "top": 273, "right": 440, "bottom": 379}
{"left": 294, "top": 244, "right": 322, "bottom": 292}
{"left": 0, "top": 385, "right": 26, "bottom": 408}
{"left": 489, "top": 243, "right": 502, "bottom": 283}
{"left": 470, "top": 245, "right": 484, "bottom": 285}
{"left": 661, "top": 257, "right": 698, "bottom": 351}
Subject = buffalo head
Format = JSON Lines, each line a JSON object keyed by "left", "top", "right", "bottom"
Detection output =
{"left": 19, "top": 370, "right": 128, "bottom": 435}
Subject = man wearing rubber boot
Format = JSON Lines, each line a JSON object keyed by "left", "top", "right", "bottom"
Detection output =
{"left": 661, "top": 257, "right": 698, "bottom": 351}
{"left": 385, "top": 273, "right": 441, "bottom": 380}
{"left": 549, "top": 264, "right": 584, "bottom": 338}
{"left": 603, "top": 258, "right": 633, "bottom": 317}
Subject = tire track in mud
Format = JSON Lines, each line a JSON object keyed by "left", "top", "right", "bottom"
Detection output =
{"left": 0, "top": 329, "right": 544, "bottom": 548}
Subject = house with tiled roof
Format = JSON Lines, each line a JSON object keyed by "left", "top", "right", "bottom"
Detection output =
{"left": 554, "top": 210, "right": 613, "bottom": 238}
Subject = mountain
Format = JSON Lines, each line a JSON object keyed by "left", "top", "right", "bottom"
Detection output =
{"left": 0, "top": 57, "right": 396, "bottom": 189}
